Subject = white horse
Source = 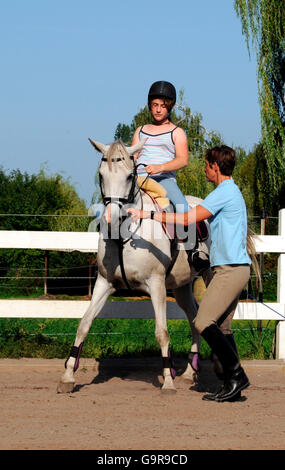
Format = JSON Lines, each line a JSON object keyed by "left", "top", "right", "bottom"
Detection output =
{"left": 57, "top": 139, "right": 212, "bottom": 394}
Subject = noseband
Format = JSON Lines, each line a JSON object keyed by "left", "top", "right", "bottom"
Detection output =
{"left": 100, "top": 156, "right": 148, "bottom": 208}
{"left": 100, "top": 156, "right": 139, "bottom": 208}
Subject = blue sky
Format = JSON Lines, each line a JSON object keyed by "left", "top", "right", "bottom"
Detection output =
{"left": 0, "top": 0, "right": 260, "bottom": 206}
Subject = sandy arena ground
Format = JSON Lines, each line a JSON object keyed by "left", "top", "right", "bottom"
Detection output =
{"left": 0, "top": 356, "right": 284, "bottom": 450}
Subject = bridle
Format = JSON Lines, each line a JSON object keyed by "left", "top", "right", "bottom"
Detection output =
{"left": 99, "top": 155, "right": 149, "bottom": 290}
{"left": 99, "top": 155, "right": 144, "bottom": 209}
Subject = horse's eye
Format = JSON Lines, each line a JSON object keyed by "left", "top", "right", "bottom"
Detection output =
{"left": 127, "top": 174, "right": 133, "bottom": 181}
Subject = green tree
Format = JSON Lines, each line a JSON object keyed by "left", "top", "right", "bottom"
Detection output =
{"left": 114, "top": 123, "right": 135, "bottom": 145}
{"left": 234, "top": 0, "right": 285, "bottom": 213}
{"left": 177, "top": 147, "right": 257, "bottom": 210}
{"left": 0, "top": 167, "right": 91, "bottom": 296}
{"left": 231, "top": 146, "right": 256, "bottom": 215}
{"left": 0, "top": 167, "right": 88, "bottom": 232}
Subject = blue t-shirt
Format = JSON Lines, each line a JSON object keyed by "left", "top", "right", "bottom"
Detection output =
{"left": 201, "top": 179, "right": 251, "bottom": 267}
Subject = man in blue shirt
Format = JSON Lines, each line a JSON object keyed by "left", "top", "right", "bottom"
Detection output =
{"left": 201, "top": 172, "right": 251, "bottom": 267}
{"left": 128, "top": 145, "right": 251, "bottom": 402}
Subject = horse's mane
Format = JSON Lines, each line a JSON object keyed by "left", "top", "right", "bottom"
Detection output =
{"left": 105, "top": 140, "right": 133, "bottom": 171}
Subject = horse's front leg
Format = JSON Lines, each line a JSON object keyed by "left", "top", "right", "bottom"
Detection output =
{"left": 57, "top": 274, "right": 115, "bottom": 393}
{"left": 148, "top": 276, "right": 176, "bottom": 394}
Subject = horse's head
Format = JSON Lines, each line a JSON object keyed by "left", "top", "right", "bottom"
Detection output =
{"left": 89, "top": 138, "right": 146, "bottom": 237}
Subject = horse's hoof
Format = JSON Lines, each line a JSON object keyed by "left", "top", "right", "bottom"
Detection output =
{"left": 161, "top": 388, "right": 177, "bottom": 395}
{"left": 181, "top": 358, "right": 200, "bottom": 384}
{"left": 182, "top": 375, "right": 195, "bottom": 384}
{"left": 182, "top": 370, "right": 199, "bottom": 383}
{"left": 193, "top": 372, "right": 199, "bottom": 384}
{"left": 57, "top": 381, "right": 75, "bottom": 393}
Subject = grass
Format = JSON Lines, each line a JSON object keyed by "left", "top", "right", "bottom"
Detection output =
{"left": 0, "top": 317, "right": 277, "bottom": 360}
{"left": 0, "top": 255, "right": 279, "bottom": 360}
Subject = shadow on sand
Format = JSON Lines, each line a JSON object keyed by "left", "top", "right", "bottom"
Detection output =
{"left": 72, "top": 356, "right": 246, "bottom": 401}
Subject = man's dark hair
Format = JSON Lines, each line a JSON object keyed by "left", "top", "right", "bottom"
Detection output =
{"left": 205, "top": 145, "right": 236, "bottom": 176}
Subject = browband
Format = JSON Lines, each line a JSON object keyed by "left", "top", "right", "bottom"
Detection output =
{"left": 101, "top": 156, "right": 134, "bottom": 162}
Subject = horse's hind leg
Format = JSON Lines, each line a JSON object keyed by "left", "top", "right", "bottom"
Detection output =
{"left": 57, "top": 274, "right": 114, "bottom": 393}
{"left": 173, "top": 283, "right": 201, "bottom": 383}
{"left": 148, "top": 276, "right": 176, "bottom": 394}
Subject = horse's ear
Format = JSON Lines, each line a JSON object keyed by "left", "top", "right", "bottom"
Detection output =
{"left": 88, "top": 138, "right": 110, "bottom": 155}
{"left": 125, "top": 137, "right": 148, "bottom": 156}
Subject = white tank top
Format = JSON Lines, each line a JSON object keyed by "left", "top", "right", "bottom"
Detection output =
{"left": 137, "top": 126, "right": 177, "bottom": 178}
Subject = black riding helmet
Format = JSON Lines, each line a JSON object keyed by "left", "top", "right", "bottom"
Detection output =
{"left": 148, "top": 81, "right": 176, "bottom": 110}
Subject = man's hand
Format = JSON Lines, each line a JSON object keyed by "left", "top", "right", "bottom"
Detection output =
{"left": 127, "top": 208, "right": 150, "bottom": 223}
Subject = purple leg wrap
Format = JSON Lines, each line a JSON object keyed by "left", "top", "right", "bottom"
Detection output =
{"left": 188, "top": 352, "right": 200, "bottom": 373}
{"left": 65, "top": 342, "right": 83, "bottom": 372}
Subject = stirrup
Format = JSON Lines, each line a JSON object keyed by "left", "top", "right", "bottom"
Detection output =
{"left": 189, "top": 250, "right": 210, "bottom": 272}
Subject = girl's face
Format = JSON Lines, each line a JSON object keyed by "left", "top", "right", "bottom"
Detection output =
{"left": 150, "top": 98, "right": 169, "bottom": 122}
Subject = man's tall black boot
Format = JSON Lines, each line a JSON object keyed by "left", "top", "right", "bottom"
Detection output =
{"left": 227, "top": 333, "right": 238, "bottom": 355}
{"left": 211, "top": 332, "right": 239, "bottom": 378}
{"left": 201, "top": 324, "right": 249, "bottom": 402}
{"left": 207, "top": 333, "right": 242, "bottom": 400}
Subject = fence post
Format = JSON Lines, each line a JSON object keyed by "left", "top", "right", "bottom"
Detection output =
{"left": 44, "top": 250, "right": 49, "bottom": 296}
{"left": 258, "top": 210, "right": 267, "bottom": 336}
{"left": 88, "top": 255, "right": 92, "bottom": 298}
{"left": 276, "top": 208, "right": 285, "bottom": 359}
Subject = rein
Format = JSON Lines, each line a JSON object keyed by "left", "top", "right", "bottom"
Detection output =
{"left": 99, "top": 156, "right": 150, "bottom": 290}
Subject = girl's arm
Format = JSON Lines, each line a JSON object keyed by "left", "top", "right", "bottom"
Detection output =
{"left": 127, "top": 204, "right": 212, "bottom": 226}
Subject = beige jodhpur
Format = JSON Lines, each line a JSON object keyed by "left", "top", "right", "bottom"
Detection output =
{"left": 194, "top": 264, "right": 251, "bottom": 335}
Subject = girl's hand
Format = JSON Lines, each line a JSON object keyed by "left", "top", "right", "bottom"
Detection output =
{"left": 127, "top": 208, "right": 149, "bottom": 223}
{"left": 145, "top": 164, "right": 163, "bottom": 175}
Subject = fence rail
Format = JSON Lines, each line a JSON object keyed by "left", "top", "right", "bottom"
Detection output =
{"left": 0, "top": 208, "right": 284, "bottom": 359}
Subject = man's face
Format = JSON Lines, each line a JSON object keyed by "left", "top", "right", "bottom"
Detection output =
{"left": 204, "top": 159, "right": 218, "bottom": 183}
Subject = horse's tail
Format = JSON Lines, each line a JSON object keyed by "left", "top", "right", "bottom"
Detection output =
{"left": 247, "top": 227, "right": 261, "bottom": 289}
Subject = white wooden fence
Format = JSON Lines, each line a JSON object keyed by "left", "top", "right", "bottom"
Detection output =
{"left": 0, "top": 209, "right": 284, "bottom": 359}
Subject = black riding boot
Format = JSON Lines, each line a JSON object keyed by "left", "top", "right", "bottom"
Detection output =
{"left": 220, "top": 333, "right": 242, "bottom": 400}
{"left": 201, "top": 324, "right": 249, "bottom": 402}
{"left": 211, "top": 332, "right": 239, "bottom": 379}
{"left": 227, "top": 333, "right": 238, "bottom": 355}
{"left": 206, "top": 333, "right": 238, "bottom": 400}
